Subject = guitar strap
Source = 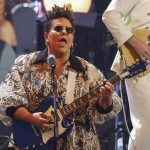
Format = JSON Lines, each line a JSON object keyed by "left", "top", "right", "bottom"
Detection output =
{"left": 65, "top": 68, "right": 77, "bottom": 104}
{"left": 56, "top": 68, "right": 77, "bottom": 149}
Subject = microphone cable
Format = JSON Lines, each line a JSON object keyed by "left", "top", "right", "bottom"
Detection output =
{"left": 119, "top": 80, "right": 137, "bottom": 150}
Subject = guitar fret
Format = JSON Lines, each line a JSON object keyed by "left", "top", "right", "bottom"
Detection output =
{"left": 66, "top": 105, "right": 72, "bottom": 113}
{"left": 69, "top": 103, "right": 75, "bottom": 111}
{"left": 71, "top": 103, "right": 77, "bottom": 109}
{"left": 74, "top": 100, "right": 80, "bottom": 107}
{"left": 60, "top": 108, "right": 68, "bottom": 117}
{"left": 108, "top": 75, "right": 121, "bottom": 85}
{"left": 64, "top": 107, "right": 70, "bottom": 115}
{"left": 76, "top": 99, "right": 83, "bottom": 106}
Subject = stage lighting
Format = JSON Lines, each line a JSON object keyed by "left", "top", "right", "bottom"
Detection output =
{"left": 42, "top": 0, "right": 92, "bottom": 13}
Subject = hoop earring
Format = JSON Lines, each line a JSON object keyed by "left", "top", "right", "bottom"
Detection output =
{"left": 70, "top": 43, "right": 74, "bottom": 55}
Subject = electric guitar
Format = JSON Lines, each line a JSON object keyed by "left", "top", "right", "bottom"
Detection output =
{"left": 12, "top": 60, "right": 150, "bottom": 149}
{"left": 119, "top": 28, "right": 150, "bottom": 77}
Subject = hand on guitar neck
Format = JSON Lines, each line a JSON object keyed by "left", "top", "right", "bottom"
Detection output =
{"left": 98, "top": 81, "right": 114, "bottom": 110}
{"left": 125, "top": 35, "right": 150, "bottom": 61}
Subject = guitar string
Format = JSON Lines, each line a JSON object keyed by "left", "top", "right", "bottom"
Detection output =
{"left": 60, "top": 74, "right": 122, "bottom": 117}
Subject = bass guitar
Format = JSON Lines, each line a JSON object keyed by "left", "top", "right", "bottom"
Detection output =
{"left": 12, "top": 60, "right": 150, "bottom": 149}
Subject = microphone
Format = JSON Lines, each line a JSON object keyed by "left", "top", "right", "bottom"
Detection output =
{"left": 47, "top": 54, "right": 56, "bottom": 69}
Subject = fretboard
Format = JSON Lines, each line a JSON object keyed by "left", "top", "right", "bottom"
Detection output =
{"left": 59, "top": 74, "right": 122, "bottom": 117}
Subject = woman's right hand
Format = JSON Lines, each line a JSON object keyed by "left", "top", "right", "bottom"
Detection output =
{"left": 14, "top": 107, "right": 54, "bottom": 129}
{"left": 32, "top": 112, "right": 54, "bottom": 129}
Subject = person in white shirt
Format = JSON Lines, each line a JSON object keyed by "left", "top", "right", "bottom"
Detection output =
{"left": 102, "top": 0, "right": 150, "bottom": 150}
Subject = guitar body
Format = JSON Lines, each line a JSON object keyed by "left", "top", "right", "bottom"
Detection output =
{"left": 12, "top": 96, "right": 73, "bottom": 149}
{"left": 119, "top": 28, "right": 150, "bottom": 76}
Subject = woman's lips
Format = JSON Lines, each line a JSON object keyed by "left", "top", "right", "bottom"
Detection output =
{"left": 58, "top": 38, "right": 67, "bottom": 46}
{"left": 58, "top": 41, "right": 66, "bottom": 46}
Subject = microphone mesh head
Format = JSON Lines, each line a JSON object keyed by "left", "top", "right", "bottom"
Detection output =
{"left": 47, "top": 54, "right": 55, "bottom": 60}
{"left": 47, "top": 54, "right": 56, "bottom": 69}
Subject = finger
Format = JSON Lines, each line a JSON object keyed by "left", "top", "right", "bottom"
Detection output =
{"left": 105, "top": 81, "right": 113, "bottom": 86}
{"left": 105, "top": 82, "right": 114, "bottom": 92}
{"left": 38, "top": 119, "right": 54, "bottom": 129}
{"left": 100, "top": 87, "right": 106, "bottom": 95}
{"left": 40, "top": 118, "right": 50, "bottom": 125}
{"left": 135, "top": 59, "right": 140, "bottom": 62}
{"left": 102, "top": 79, "right": 107, "bottom": 84}
{"left": 40, "top": 113, "right": 47, "bottom": 118}
{"left": 48, "top": 120, "right": 54, "bottom": 124}
{"left": 41, "top": 113, "right": 53, "bottom": 120}
{"left": 141, "top": 55, "right": 147, "bottom": 61}
{"left": 145, "top": 54, "right": 150, "bottom": 61}
{"left": 40, "top": 117, "right": 55, "bottom": 125}
{"left": 144, "top": 55, "right": 149, "bottom": 60}
{"left": 145, "top": 50, "right": 150, "bottom": 58}
{"left": 105, "top": 82, "right": 114, "bottom": 89}
{"left": 100, "top": 88, "right": 111, "bottom": 96}
{"left": 139, "top": 54, "right": 145, "bottom": 61}
{"left": 42, "top": 123, "right": 54, "bottom": 129}
{"left": 105, "top": 85, "right": 114, "bottom": 93}
{"left": 100, "top": 85, "right": 112, "bottom": 93}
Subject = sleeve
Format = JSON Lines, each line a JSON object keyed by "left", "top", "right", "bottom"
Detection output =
{"left": 86, "top": 63, "right": 122, "bottom": 124}
{"left": 102, "top": 0, "right": 138, "bottom": 46}
{"left": 93, "top": 92, "right": 122, "bottom": 124}
{"left": 0, "top": 54, "right": 30, "bottom": 125}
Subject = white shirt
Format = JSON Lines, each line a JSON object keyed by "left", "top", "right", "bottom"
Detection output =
{"left": 102, "top": 0, "right": 150, "bottom": 150}
{"left": 103, "top": 0, "right": 150, "bottom": 46}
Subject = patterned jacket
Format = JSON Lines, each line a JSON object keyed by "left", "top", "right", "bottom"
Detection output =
{"left": 0, "top": 49, "right": 122, "bottom": 150}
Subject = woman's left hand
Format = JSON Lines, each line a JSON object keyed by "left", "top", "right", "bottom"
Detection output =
{"left": 98, "top": 81, "right": 114, "bottom": 110}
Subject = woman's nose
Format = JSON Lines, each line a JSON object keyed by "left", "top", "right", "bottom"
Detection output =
{"left": 61, "top": 29, "right": 67, "bottom": 34}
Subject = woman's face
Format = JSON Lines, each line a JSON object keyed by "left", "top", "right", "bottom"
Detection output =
{"left": 0, "top": 0, "right": 5, "bottom": 16}
{"left": 45, "top": 17, "right": 74, "bottom": 58}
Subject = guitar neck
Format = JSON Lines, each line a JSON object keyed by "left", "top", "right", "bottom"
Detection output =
{"left": 59, "top": 74, "right": 122, "bottom": 117}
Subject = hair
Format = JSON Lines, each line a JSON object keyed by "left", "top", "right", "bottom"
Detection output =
{"left": 44, "top": 5, "right": 75, "bottom": 33}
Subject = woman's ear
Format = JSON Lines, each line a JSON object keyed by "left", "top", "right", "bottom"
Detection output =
{"left": 44, "top": 32, "right": 48, "bottom": 40}
{"left": 44, "top": 32, "right": 49, "bottom": 46}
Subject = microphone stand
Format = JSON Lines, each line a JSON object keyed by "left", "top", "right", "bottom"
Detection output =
{"left": 51, "top": 67, "right": 59, "bottom": 150}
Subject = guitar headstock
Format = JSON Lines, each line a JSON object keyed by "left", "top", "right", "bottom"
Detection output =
{"left": 121, "top": 60, "right": 149, "bottom": 79}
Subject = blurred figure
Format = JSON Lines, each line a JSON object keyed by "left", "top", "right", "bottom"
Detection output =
{"left": 0, "top": 0, "right": 17, "bottom": 81}
{"left": 0, "top": 0, "right": 17, "bottom": 49}
{"left": 0, "top": 1, "right": 17, "bottom": 149}
{"left": 102, "top": 0, "right": 150, "bottom": 150}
